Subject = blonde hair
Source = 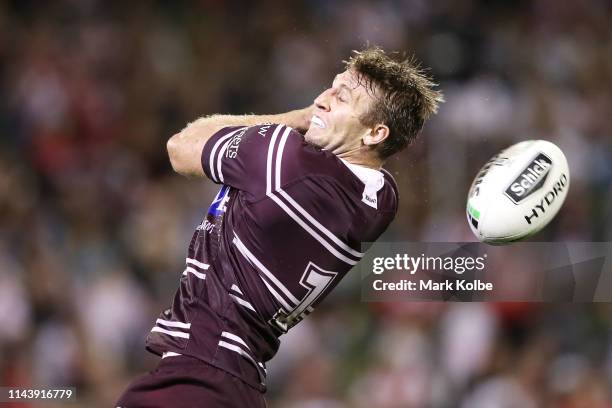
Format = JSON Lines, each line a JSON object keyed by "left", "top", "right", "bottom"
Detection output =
{"left": 345, "top": 46, "right": 444, "bottom": 158}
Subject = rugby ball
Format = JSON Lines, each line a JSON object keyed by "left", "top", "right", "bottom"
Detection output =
{"left": 466, "top": 140, "right": 570, "bottom": 244}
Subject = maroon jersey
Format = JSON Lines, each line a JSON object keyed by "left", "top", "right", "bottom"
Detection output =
{"left": 146, "top": 124, "right": 398, "bottom": 391}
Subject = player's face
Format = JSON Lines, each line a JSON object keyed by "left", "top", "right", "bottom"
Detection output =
{"left": 305, "top": 70, "right": 376, "bottom": 155}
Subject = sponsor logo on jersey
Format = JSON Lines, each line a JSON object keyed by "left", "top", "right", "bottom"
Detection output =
{"left": 226, "top": 128, "right": 247, "bottom": 159}
{"left": 363, "top": 194, "right": 377, "bottom": 206}
{"left": 523, "top": 173, "right": 567, "bottom": 225}
{"left": 258, "top": 124, "right": 272, "bottom": 137}
{"left": 196, "top": 219, "right": 215, "bottom": 233}
{"left": 208, "top": 185, "right": 231, "bottom": 216}
{"left": 505, "top": 153, "right": 552, "bottom": 204}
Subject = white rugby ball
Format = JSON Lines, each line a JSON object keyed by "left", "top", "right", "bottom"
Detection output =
{"left": 466, "top": 140, "right": 570, "bottom": 244}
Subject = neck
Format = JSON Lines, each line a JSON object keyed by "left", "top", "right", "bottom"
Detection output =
{"left": 337, "top": 149, "right": 383, "bottom": 170}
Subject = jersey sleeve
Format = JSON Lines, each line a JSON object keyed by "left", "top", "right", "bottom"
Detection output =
{"left": 201, "top": 124, "right": 308, "bottom": 197}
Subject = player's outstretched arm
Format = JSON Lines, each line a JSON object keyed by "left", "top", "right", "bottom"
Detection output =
{"left": 167, "top": 106, "right": 313, "bottom": 177}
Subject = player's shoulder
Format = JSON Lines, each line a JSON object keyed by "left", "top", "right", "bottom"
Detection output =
{"left": 260, "top": 123, "right": 341, "bottom": 175}
{"left": 259, "top": 124, "right": 398, "bottom": 212}
{"left": 241, "top": 123, "right": 306, "bottom": 156}
{"left": 333, "top": 159, "right": 398, "bottom": 213}
{"left": 218, "top": 123, "right": 301, "bottom": 163}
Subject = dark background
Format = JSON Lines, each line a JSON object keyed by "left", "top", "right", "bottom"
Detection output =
{"left": 0, "top": 1, "right": 610, "bottom": 406}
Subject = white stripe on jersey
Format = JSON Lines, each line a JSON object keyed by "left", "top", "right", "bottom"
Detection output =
{"left": 279, "top": 189, "right": 364, "bottom": 257}
{"left": 265, "top": 125, "right": 363, "bottom": 265}
{"left": 268, "top": 194, "right": 358, "bottom": 265}
{"left": 151, "top": 326, "right": 190, "bottom": 339}
{"left": 232, "top": 232, "right": 298, "bottom": 310}
{"left": 218, "top": 340, "right": 265, "bottom": 384}
{"left": 162, "top": 351, "right": 182, "bottom": 358}
{"left": 230, "top": 294, "right": 257, "bottom": 313}
{"left": 219, "top": 341, "right": 252, "bottom": 357}
{"left": 209, "top": 127, "right": 246, "bottom": 182}
{"left": 273, "top": 127, "right": 291, "bottom": 191}
{"left": 275, "top": 127, "right": 363, "bottom": 258}
{"left": 221, "top": 331, "right": 251, "bottom": 350}
{"left": 217, "top": 137, "right": 233, "bottom": 183}
{"left": 229, "top": 284, "right": 257, "bottom": 311}
{"left": 266, "top": 125, "right": 285, "bottom": 196}
{"left": 156, "top": 318, "right": 191, "bottom": 329}
{"left": 186, "top": 258, "right": 210, "bottom": 270}
{"left": 261, "top": 279, "right": 293, "bottom": 312}
{"left": 183, "top": 267, "right": 206, "bottom": 280}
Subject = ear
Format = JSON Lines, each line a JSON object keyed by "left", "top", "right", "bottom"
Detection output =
{"left": 363, "top": 124, "right": 389, "bottom": 147}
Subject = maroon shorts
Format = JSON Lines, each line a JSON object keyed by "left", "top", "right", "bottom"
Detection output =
{"left": 116, "top": 355, "right": 267, "bottom": 408}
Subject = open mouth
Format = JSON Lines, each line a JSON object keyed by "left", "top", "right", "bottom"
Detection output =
{"left": 311, "top": 115, "right": 326, "bottom": 129}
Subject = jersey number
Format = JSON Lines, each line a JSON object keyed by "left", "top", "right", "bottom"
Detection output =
{"left": 269, "top": 262, "right": 337, "bottom": 333}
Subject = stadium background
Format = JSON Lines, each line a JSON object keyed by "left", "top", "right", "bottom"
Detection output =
{"left": 0, "top": 1, "right": 610, "bottom": 406}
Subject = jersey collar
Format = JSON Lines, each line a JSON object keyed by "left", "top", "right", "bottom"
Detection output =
{"left": 340, "top": 159, "right": 385, "bottom": 209}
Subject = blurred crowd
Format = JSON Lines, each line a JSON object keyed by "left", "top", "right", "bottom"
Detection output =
{"left": 0, "top": 0, "right": 611, "bottom": 407}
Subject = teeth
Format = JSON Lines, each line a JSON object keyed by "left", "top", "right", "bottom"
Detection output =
{"left": 311, "top": 115, "right": 326, "bottom": 129}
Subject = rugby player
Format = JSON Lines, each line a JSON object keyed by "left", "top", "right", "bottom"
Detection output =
{"left": 116, "top": 47, "right": 443, "bottom": 407}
